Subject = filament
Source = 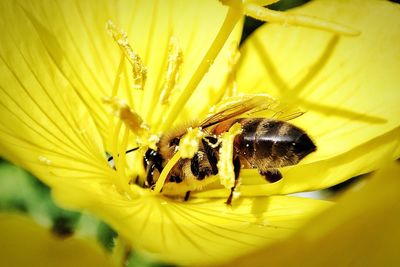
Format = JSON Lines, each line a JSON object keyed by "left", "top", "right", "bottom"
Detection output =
{"left": 244, "top": 3, "right": 360, "bottom": 36}
{"left": 153, "top": 151, "right": 181, "bottom": 194}
{"left": 161, "top": 7, "right": 242, "bottom": 131}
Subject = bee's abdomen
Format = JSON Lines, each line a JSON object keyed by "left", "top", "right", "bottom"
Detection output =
{"left": 234, "top": 118, "right": 310, "bottom": 169}
{"left": 232, "top": 118, "right": 260, "bottom": 161}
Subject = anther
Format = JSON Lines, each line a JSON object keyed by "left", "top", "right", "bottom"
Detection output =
{"left": 106, "top": 20, "right": 148, "bottom": 90}
{"left": 103, "top": 97, "right": 148, "bottom": 136}
{"left": 160, "top": 36, "right": 183, "bottom": 104}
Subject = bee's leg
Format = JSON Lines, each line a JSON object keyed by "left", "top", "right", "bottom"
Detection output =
{"left": 226, "top": 157, "right": 241, "bottom": 205}
{"left": 202, "top": 138, "right": 220, "bottom": 175}
{"left": 260, "top": 169, "right": 282, "bottom": 183}
{"left": 145, "top": 163, "right": 156, "bottom": 188}
{"left": 184, "top": 191, "right": 191, "bottom": 201}
{"left": 191, "top": 152, "right": 213, "bottom": 180}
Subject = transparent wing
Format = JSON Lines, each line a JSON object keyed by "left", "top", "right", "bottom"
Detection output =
{"left": 249, "top": 103, "right": 305, "bottom": 121}
{"left": 200, "top": 94, "right": 303, "bottom": 129}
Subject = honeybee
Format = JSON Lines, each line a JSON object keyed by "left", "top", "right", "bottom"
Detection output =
{"left": 143, "top": 94, "right": 317, "bottom": 204}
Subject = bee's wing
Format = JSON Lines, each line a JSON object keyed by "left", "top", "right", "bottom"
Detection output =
{"left": 201, "top": 94, "right": 304, "bottom": 129}
{"left": 200, "top": 94, "right": 272, "bottom": 128}
{"left": 248, "top": 103, "right": 305, "bottom": 121}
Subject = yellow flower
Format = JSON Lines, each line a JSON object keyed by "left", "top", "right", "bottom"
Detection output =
{"left": 0, "top": 213, "right": 114, "bottom": 267}
{"left": 216, "top": 161, "right": 400, "bottom": 267}
{"left": 0, "top": 0, "right": 399, "bottom": 266}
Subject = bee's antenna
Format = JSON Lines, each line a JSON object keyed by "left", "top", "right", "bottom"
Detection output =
{"left": 107, "top": 147, "right": 139, "bottom": 162}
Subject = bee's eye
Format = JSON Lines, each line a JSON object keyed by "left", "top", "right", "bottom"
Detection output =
{"left": 169, "top": 137, "right": 180, "bottom": 147}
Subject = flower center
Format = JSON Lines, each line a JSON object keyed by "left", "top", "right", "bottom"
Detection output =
{"left": 102, "top": 8, "right": 242, "bottom": 198}
{"left": 101, "top": 1, "right": 359, "bottom": 200}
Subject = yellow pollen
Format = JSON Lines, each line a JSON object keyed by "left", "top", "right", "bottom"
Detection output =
{"left": 243, "top": 3, "right": 360, "bottom": 36}
{"left": 106, "top": 20, "right": 148, "bottom": 90}
{"left": 153, "top": 151, "right": 181, "bottom": 194}
{"left": 203, "top": 136, "right": 222, "bottom": 149}
{"left": 179, "top": 127, "right": 205, "bottom": 159}
{"left": 217, "top": 122, "right": 242, "bottom": 189}
{"left": 103, "top": 96, "right": 148, "bottom": 137}
{"left": 159, "top": 36, "right": 183, "bottom": 104}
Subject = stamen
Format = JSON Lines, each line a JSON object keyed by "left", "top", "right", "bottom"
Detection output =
{"left": 222, "top": 0, "right": 281, "bottom": 7}
{"left": 218, "top": 42, "right": 240, "bottom": 103}
{"left": 117, "top": 126, "right": 130, "bottom": 185}
{"left": 243, "top": 0, "right": 280, "bottom": 5}
{"left": 106, "top": 20, "right": 148, "bottom": 90}
{"left": 161, "top": 7, "right": 242, "bottom": 131}
{"left": 197, "top": 42, "right": 240, "bottom": 117}
{"left": 224, "top": 42, "right": 240, "bottom": 98}
{"left": 111, "top": 120, "right": 123, "bottom": 170}
{"left": 217, "top": 123, "right": 242, "bottom": 189}
{"left": 179, "top": 127, "right": 205, "bottom": 159}
{"left": 110, "top": 121, "right": 135, "bottom": 198}
{"left": 106, "top": 53, "right": 125, "bottom": 149}
{"left": 243, "top": 3, "right": 360, "bottom": 36}
{"left": 103, "top": 97, "right": 148, "bottom": 137}
{"left": 112, "top": 53, "right": 126, "bottom": 96}
{"left": 159, "top": 36, "right": 183, "bottom": 104}
{"left": 129, "top": 147, "right": 147, "bottom": 186}
{"left": 153, "top": 151, "right": 181, "bottom": 194}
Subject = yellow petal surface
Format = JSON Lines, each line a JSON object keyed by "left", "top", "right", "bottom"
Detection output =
{"left": 0, "top": 213, "right": 115, "bottom": 267}
{"left": 4, "top": 0, "right": 242, "bottom": 146}
{"left": 0, "top": 2, "right": 113, "bottom": 190}
{"left": 0, "top": 1, "right": 375, "bottom": 266}
{"left": 235, "top": 0, "right": 400, "bottom": 193}
{"left": 217, "top": 162, "right": 400, "bottom": 267}
{"left": 52, "top": 184, "right": 331, "bottom": 266}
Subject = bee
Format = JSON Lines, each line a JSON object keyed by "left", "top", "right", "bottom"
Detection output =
{"left": 142, "top": 95, "right": 317, "bottom": 205}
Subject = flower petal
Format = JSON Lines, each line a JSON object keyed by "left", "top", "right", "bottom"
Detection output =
{"left": 52, "top": 184, "right": 332, "bottom": 266}
{"left": 0, "top": 1, "right": 111, "bottom": 189}
{"left": 7, "top": 0, "right": 241, "bottom": 143}
{"left": 236, "top": 0, "right": 400, "bottom": 193}
{"left": 217, "top": 162, "right": 400, "bottom": 267}
{"left": 0, "top": 213, "right": 115, "bottom": 267}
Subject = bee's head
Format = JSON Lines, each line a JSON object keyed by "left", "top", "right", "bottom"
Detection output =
{"left": 144, "top": 148, "right": 164, "bottom": 187}
{"left": 158, "top": 126, "right": 186, "bottom": 159}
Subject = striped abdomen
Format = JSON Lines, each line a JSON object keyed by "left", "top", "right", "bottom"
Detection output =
{"left": 213, "top": 118, "right": 316, "bottom": 173}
